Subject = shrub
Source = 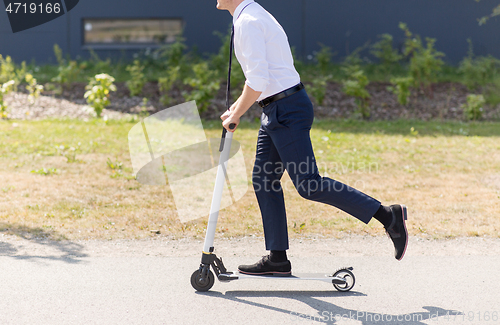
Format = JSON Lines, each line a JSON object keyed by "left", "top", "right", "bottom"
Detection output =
{"left": 0, "top": 55, "right": 26, "bottom": 91}
{"left": 342, "top": 66, "right": 370, "bottom": 119}
{"left": 315, "top": 44, "right": 333, "bottom": 75}
{"left": 342, "top": 47, "right": 364, "bottom": 68}
{"left": 183, "top": 62, "right": 220, "bottom": 112}
{"left": 25, "top": 73, "right": 44, "bottom": 105}
{"left": 0, "top": 55, "right": 16, "bottom": 85}
{"left": 157, "top": 37, "right": 190, "bottom": 80}
{"left": 126, "top": 60, "right": 146, "bottom": 97}
{"left": 462, "top": 94, "right": 485, "bottom": 121}
{"left": 139, "top": 97, "right": 150, "bottom": 118}
{"left": 310, "top": 75, "right": 330, "bottom": 106}
{"left": 84, "top": 74, "right": 117, "bottom": 118}
{"left": 388, "top": 77, "right": 413, "bottom": 106}
{"left": 399, "top": 23, "right": 445, "bottom": 93}
{"left": 458, "top": 40, "right": 500, "bottom": 90}
{"left": 370, "top": 34, "right": 403, "bottom": 72}
{"left": 163, "top": 37, "right": 187, "bottom": 68}
{"left": 158, "top": 66, "right": 180, "bottom": 106}
{"left": 484, "top": 78, "right": 500, "bottom": 107}
{"left": 308, "top": 44, "right": 334, "bottom": 106}
{"left": 52, "top": 44, "right": 80, "bottom": 87}
{"left": 0, "top": 80, "right": 15, "bottom": 118}
{"left": 88, "top": 48, "right": 112, "bottom": 74}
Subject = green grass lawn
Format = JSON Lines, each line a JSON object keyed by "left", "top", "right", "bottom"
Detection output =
{"left": 1, "top": 118, "right": 500, "bottom": 240}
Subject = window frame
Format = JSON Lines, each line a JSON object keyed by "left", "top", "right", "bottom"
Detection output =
{"left": 81, "top": 17, "right": 184, "bottom": 50}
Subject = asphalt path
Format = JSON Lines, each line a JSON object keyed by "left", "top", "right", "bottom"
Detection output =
{"left": 1, "top": 235, "right": 499, "bottom": 325}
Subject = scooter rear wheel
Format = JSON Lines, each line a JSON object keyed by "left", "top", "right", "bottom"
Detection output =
{"left": 191, "top": 268, "right": 215, "bottom": 292}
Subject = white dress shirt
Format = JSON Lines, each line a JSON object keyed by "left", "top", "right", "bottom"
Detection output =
{"left": 232, "top": 0, "right": 301, "bottom": 102}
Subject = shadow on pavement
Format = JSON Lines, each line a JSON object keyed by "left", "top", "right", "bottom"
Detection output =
{"left": 199, "top": 290, "right": 463, "bottom": 324}
{"left": 0, "top": 223, "right": 87, "bottom": 264}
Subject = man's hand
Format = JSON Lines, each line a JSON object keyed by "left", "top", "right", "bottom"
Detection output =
{"left": 221, "top": 84, "right": 262, "bottom": 132}
{"left": 221, "top": 110, "right": 240, "bottom": 132}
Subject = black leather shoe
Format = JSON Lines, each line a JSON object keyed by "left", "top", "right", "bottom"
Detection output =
{"left": 238, "top": 255, "right": 292, "bottom": 276}
{"left": 385, "top": 204, "right": 409, "bottom": 261}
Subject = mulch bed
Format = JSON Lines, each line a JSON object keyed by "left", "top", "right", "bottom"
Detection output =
{"left": 5, "top": 81, "right": 500, "bottom": 121}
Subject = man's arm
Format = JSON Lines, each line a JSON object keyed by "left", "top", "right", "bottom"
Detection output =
{"left": 221, "top": 84, "right": 262, "bottom": 132}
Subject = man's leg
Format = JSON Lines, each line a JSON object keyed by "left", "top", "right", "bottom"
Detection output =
{"left": 262, "top": 89, "right": 381, "bottom": 224}
{"left": 262, "top": 88, "right": 408, "bottom": 260}
{"left": 237, "top": 125, "right": 292, "bottom": 276}
{"left": 252, "top": 126, "right": 288, "bottom": 251}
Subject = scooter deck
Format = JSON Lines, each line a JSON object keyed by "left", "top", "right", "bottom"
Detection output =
{"left": 219, "top": 272, "right": 347, "bottom": 284}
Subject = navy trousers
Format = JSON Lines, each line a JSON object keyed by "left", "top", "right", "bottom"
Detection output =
{"left": 252, "top": 88, "right": 381, "bottom": 251}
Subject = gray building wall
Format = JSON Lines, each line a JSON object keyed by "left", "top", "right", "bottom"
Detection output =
{"left": 0, "top": 0, "right": 499, "bottom": 65}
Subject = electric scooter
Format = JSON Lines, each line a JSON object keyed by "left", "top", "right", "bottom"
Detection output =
{"left": 190, "top": 25, "right": 355, "bottom": 292}
{"left": 189, "top": 126, "right": 356, "bottom": 292}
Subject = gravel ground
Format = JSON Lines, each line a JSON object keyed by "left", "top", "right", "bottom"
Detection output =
{"left": 3, "top": 81, "right": 500, "bottom": 121}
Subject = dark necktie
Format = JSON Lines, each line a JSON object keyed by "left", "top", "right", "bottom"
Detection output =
{"left": 220, "top": 4, "right": 253, "bottom": 150}
{"left": 219, "top": 25, "right": 235, "bottom": 151}
{"left": 226, "top": 25, "right": 235, "bottom": 111}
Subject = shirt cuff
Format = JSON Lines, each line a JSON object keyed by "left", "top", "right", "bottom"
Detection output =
{"left": 245, "top": 78, "right": 269, "bottom": 93}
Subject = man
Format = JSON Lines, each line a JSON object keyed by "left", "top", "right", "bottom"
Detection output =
{"left": 217, "top": 0, "right": 408, "bottom": 276}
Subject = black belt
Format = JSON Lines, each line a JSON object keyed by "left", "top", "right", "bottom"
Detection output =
{"left": 258, "top": 83, "right": 304, "bottom": 108}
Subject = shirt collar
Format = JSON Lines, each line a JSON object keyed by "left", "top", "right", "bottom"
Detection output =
{"left": 233, "top": 0, "right": 255, "bottom": 24}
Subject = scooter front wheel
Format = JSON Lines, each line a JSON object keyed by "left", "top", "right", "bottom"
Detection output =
{"left": 191, "top": 268, "right": 215, "bottom": 292}
{"left": 332, "top": 268, "right": 355, "bottom": 292}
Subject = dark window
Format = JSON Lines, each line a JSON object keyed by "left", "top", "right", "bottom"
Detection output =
{"left": 83, "top": 18, "right": 183, "bottom": 47}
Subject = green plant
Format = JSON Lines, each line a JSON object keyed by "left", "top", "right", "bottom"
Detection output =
{"left": 484, "top": 78, "right": 500, "bottom": 106}
{"left": 342, "top": 66, "right": 371, "bottom": 119}
{"left": 139, "top": 97, "right": 150, "bottom": 118}
{"left": 84, "top": 73, "right": 117, "bottom": 118}
{"left": 315, "top": 44, "right": 333, "bottom": 74}
{"left": 0, "top": 55, "right": 16, "bottom": 85}
{"left": 462, "top": 94, "right": 485, "bottom": 121}
{"left": 370, "top": 34, "right": 403, "bottom": 71}
{"left": 107, "top": 157, "right": 123, "bottom": 170}
{"left": 0, "top": 80, "right": 15, "bottom": 118}
{"left": 183, "top": 62, "right": 220, "bottom": 112}
{"left": 107, "top": 157, "right": 124, "bottom": 178}
{"left": 14, "top": 61, "right": 27, "bottom": 90}
{"left": 155, "top": 36, "right": 191, "bottom": 82}
{"left": 25, "top": 73, "right": 44, "bottom": 105}
{"left": 388, "top": 77, "right": 413, "bottom": 105}
{"left": 56, "top": 144, "right": 80, "bottom": 163}
{"left": 126, "top": 60, "right": 146, "bottom": 97}
{"left": 31, "top": 168, "right": 58, "bottom": 176}
{"left": 158, "top": 66, "right": 180, "bottom": 106}
{"left": 0, "top": 55, "right": 26, "bottom": 91}
{"left": 163, "top": 37, "right": 187, "bottom": 68}
{"left": 343, "top": 47, "right": 364, "bottom": 68}
{"left": 310, "top": 75, "right": 330, "bottom": 106}
{"left": 458, "top": 40, "right": 500, "bottom": 90}
{"left": 399, "top": 22, "right": 445, "bottom": 94}
{"left": 476, "top": 1, "right": 500, "bottom": 25}
{"left": 52, "top": 44, "right": 80, "bottom": 87}
{"left": 88, "top": 48, "right": 112, "bottom": 74}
